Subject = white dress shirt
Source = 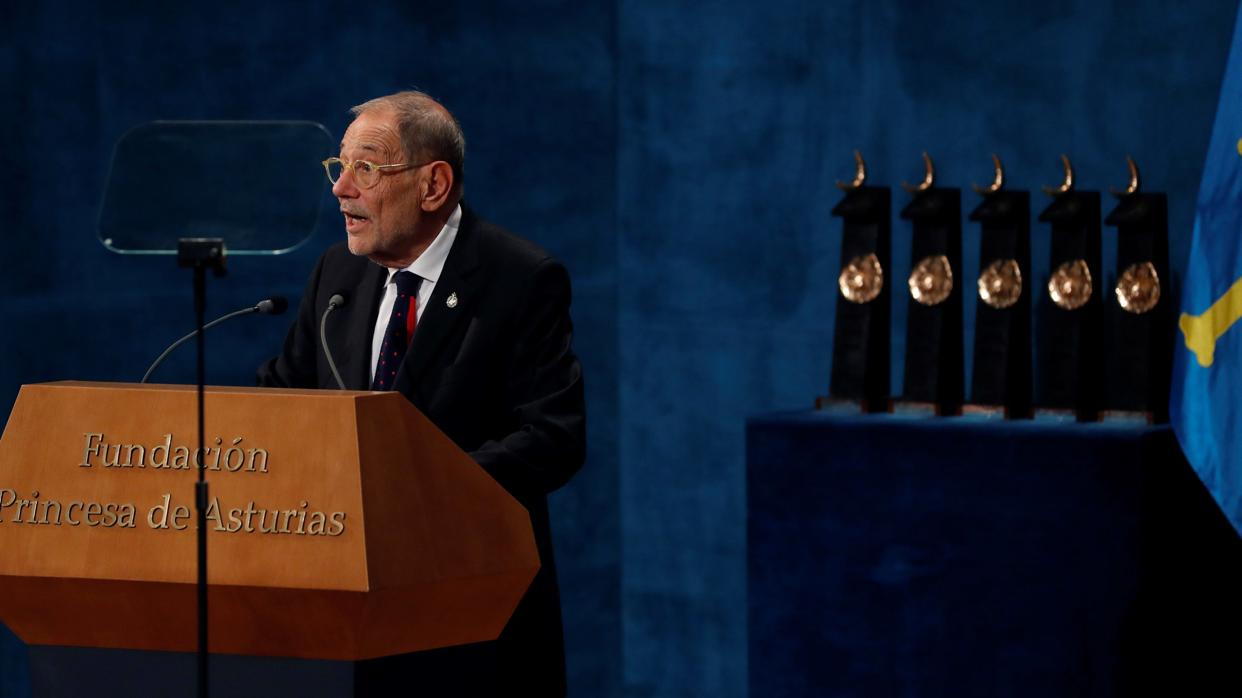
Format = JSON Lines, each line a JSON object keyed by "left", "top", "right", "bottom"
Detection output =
{"left": 368, "top": 204, "right": 461, "bottom": 384}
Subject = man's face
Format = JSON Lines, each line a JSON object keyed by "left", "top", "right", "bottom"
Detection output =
{"left": 333, "top": 108, "right": 424, "bottom": 266}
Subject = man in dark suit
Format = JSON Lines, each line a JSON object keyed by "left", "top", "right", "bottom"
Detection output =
{"left": 258, "top": 90, "right": 585, "bottom": 696}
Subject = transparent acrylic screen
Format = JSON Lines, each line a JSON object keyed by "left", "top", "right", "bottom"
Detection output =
{"left": 98, "top": 121, "right": 334, "bottom": 255}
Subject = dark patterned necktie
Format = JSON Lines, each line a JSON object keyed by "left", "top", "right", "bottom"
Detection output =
{"left": 371, "top": 271, "right": 422, "bottom": 391}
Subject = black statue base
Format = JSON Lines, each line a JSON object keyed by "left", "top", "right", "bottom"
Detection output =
{"left": 900, "top": 187, "right": 963, "bottom": 414}
{"left": 969, "top": 191, "right": 1032, "bottom": 418}
{"left": 828, "top": 186, "right": 892, "bottom": 410}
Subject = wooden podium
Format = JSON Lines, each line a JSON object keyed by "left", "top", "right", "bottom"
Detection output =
{"left": 0, "top": 382, "right": 540, "bottom": 694}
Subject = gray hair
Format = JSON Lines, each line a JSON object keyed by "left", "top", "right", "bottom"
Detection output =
{"left": 350, "top": 90, "right": 465, "bottom": 193}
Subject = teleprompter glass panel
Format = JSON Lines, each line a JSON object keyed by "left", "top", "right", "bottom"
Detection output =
{"left": 98, "top": 121, "right": 334, "bottom": 255}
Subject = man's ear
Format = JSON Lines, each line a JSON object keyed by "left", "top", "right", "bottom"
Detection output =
{"left": 420, "top": 161, "right": 455, "bottom": 211}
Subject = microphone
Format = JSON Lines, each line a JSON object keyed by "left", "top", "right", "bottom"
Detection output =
{"left": 321, "top": 293, "right": 348, "bottom": 390}
{"left": 255, "top": 297, "right": 289, "bottom": 315}
{"left": 141, "top": 297, "right": 288, "bottom": 383}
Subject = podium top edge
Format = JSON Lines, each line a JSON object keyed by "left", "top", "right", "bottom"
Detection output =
{"left": 27, "top": 381, "right": 384, "bottom": 399}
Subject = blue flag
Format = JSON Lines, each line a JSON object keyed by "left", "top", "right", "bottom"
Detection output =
{"left": 1172, "top": 4, "right": 1242, "bottom": 534}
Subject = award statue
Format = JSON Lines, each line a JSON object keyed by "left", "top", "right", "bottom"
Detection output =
{"left": 967, "top": 155, "right": 1033, "bottom": 418}
{"left": 1103, "top": 158, "right": 1173, "bottom": 422}
{"left": 822, "top": 151, "right": 891, "bottom": 413}
{"left": 1036, "top": 155, "right": 1103, "bottom": 421}
{"left": 898, "top": 153, "right": 963, "bottom": 416}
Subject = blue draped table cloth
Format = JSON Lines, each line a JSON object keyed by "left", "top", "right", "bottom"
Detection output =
{"left": 746, "top": 412, "right": 1242, "bottom": 697}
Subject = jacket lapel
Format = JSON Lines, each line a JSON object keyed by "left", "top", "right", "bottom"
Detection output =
{"left": 395, "top": 206, "right": 483, "bottom": 393}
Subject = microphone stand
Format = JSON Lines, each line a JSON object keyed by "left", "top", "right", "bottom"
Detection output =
{"left": 177, "top": 238, "right": 226, "bottom": 698}
{"left": 141, "top": 298, "right": 286, "bottom": 384}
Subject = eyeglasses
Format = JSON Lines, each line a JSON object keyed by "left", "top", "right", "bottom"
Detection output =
{"left": 322, "top": 157, "right": 428, "bottom": 189}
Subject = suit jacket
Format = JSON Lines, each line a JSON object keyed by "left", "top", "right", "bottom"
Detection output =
{"left": 259, "top": 206, "right": 585, "bottom": 695}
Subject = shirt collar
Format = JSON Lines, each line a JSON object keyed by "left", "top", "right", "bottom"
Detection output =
{"left": 385, "top": 203, "right": 461, "bottom": 285}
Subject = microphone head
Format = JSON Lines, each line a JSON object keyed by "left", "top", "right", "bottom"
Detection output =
{"left": 256, "top": 296, "right": 289, "bottom": 315}
{"left": 328, "top": 293, "right": 347, "bottom": 309}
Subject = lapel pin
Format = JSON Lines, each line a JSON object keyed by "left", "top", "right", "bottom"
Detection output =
{"left": 446, "top": 292, "right": 458, "bottom": 308}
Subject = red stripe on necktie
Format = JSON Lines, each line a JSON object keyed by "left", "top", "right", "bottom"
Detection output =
{"left": 405, "top": 295, "right": 417, "bottom": 343}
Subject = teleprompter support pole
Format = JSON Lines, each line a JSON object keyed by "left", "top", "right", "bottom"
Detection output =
{"left": 177, "top": 238, "right": 227, "bottom": 698}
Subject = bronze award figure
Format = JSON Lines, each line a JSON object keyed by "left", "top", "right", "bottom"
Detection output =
{"left": 898, "top": 153, "right": 964, "bottom": 416}
{"left": 1036, "top": 155, "right": 1103, "bottom": 421}
{"left": 968, "top": 155, "right": 1033, "bottom": 418}
{"left": 822, "top": 151, "right": 892, "bottom": 413}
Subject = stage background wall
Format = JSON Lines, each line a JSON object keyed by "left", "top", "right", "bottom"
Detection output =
{"left": 1, "top": 1, "right": 1237, "bottom": 696}
{"left": 0, "top": 1, "right": 619, "bottom": 696}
